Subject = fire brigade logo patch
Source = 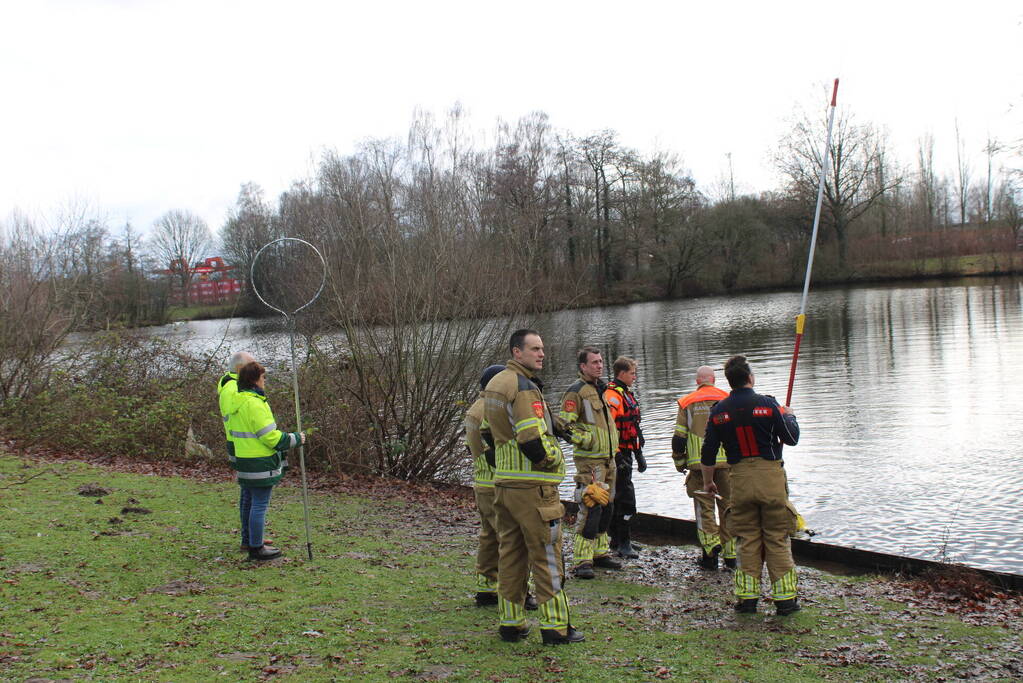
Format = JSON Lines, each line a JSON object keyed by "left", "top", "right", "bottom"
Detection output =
{"left": 532, "top": 401, "right": 545, "bottom": 420}
{"left": 753, "top": 406, "right": 774, "bottom": 417}
{"left": 712, "top": 412, "right": 731, "bottom": 425}
{"left": 564, "top": 399, "right": 577, "bottom": 414}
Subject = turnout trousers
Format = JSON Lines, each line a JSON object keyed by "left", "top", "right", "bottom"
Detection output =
{"left": 494, "top": 484, "right": 571, "bottom": 635}
{"left": 685, "top": 467, "right": 735, "bottom": 559}
{"left": 572, "top": 456, "right": 616, "bottom": 565}
{"left": 474, "top": 486, "right": 499, "bottom": 594}
{"left": 726, "top": 458, "right": 799, "bottom": 601}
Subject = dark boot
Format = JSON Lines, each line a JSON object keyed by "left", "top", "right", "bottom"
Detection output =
{"left": 248, "top": 545, "right": 282, "bottom": 561}
{"left": 616, "top": 521, "right": 639, "bottom": 559}
{"left": 697, "top": 545, "right": 721, "bottom": 570}
{"left": 524, "top": 593, "right": 538, "bottom": 611}
{"left": 593, "top": 555, "right": 623, "bottom": 570}
{"left": 723, "top": 557, "right": 737, "bottom": 570}
{"left": 775, "top": 598, "right": 801, "bottom": 616}
{"left": 572, "top": 562, "right": 595, "bottom": 579}
{"left": 541, "top": 626, "right": 585, "bottom": 645}
{"left": 498, "top": 625, "right": 530, "bottom": 642}
{"left": 734, "top": 598, "right": 758, "bottom": 614}
{"left": 475, "top": 592, "right": 498, "bottom": 607}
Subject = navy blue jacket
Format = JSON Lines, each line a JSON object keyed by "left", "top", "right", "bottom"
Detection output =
{"left": 701, "top": 387, "right": 799, "bottom": 466}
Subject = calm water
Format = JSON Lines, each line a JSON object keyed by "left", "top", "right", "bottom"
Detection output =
{"left": 149, "top": 278, "right": 1023, "bottom": 573}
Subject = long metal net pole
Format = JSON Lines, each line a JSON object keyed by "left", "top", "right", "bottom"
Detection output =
{"left": 288, "top": 315, "right": 314, "bottom": 560}
{"left": 785, "top": 78, "right": 839, "bottom": 407}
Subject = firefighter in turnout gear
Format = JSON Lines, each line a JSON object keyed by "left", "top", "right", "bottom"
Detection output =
{"left": 603, "top": 356, "right": 646, "bottom": 560}
{"left": 558, "top": 346, "right": 622, "bottom": 579}
{"left": 701, "top": 355, "right": 801, "bottom": 616}
{"left": 672, "top": 365, "right": 735, "bottom": 570}
{"left": 464, "top": 364, "right": 538, "bottom": 611}
{"left": 484, "top": 329, "right": 583, "bottom": 645}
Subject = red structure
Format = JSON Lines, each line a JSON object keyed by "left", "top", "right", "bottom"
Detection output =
{"left": 155, "top": 256, "right": 243, "bottom": 306}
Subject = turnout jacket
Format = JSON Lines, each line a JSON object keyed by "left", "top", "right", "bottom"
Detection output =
{"left": 482, "top": 360, "right": 564, "bottom": 488}
{"left": 226, "top": 388, "right": 302, "bottom": 488}
{"left": 217, "top": 372, "right": 239, "bottom": 459}
{"left": 672, "top": 383, "right": 729, "bottom": 470}
{"left": 463, "top": 395, "right": 495, "bottom": 488}
{"left": 701, "top": 387, "right": 800, "bottom": 466}
{"left": 558, "top": 374, "right": 619, "bottom": 459}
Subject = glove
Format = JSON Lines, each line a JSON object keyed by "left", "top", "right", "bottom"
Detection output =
{"left": 635, "top": 451, "right": 647, "bottom": 473}
{"left": 581, "top": 483, "right": 609, "bottom": 508}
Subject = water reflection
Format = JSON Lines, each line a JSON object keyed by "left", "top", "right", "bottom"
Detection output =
{"left": 149, "top": 277, "right": 1023, "bottom": 573}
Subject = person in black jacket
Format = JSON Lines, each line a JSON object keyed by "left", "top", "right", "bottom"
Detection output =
{"left": 702, "top": 355, "right": 801, "bottom": 615}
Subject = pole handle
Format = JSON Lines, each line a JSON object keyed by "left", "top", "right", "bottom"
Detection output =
{"left": 831, "top": 78, "right": 840, "bottom": 106}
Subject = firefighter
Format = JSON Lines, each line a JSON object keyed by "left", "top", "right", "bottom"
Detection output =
{"left": 672, "top": 365, "right": 735, "bottom": 570}
{"left": 558, "top": 346, "right": 622, "bottom": 579}
{"left": 226, "top": 361, "right": 305, "bottom": 561}
{"left": 702, "top": 355, "right": 801, "bottom": 615}
{"left": 603, "top": 356, "right": 646, "bottom": 559}
{"left": 464, "top": 364, "right": 537, "bottom": 612}
{"left": 484, "top": 329, "right": 583, "bottom": 645}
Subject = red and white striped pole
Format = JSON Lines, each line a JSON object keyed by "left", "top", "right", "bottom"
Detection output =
{"left": 785, "top": 78, "right": 839, "bottom": 407}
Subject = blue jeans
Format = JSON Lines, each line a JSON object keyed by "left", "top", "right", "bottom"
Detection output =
{"left": 239, "top": 486, "right": 273, "bottom": 548}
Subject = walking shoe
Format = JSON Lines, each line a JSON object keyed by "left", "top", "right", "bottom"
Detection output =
{"left": 572, "top": 562, "right": 595, "bottom": 579}
{"left": 723, "top": 557, "right": 737, "bottom": 570}
{"left": 541, "top": 626, "right": 585, "bottom": 645}
{"left": 774, "top": 598, "right": 801, "bottom": 616}
{"left": 593, "top": 555, "right": 623, "bottom": 570}
{"left": 498, "top": 625, "right": 530, "bottom": 642}
{"left": 524, "top": 593, "right": 538, "bottom": 611}
{"left": 248, "top": 545, "right": 282, "bottom": 561}
{"left": 616, "top": 541, "right": 640, "bottom": 559}
{"left": 734, "top": 598, "right": 758, "bottom": 614}
{"left": 475, "top": 592, "right": 498, "bottom": 607}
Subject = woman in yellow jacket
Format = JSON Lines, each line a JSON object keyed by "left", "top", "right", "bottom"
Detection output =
{"left": 227, "top": 362, "right": 305, "bottom": 561}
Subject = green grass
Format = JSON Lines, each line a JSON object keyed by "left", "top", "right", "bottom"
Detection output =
{"left": 165, "top": 303, "right": 241, "bottom": 322}
{"left": 1, "top": 454, "right": 1020, "bottom": 681}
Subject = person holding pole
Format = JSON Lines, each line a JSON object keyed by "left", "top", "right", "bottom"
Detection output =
{"left": 603, "top": 356, "right": 646, "bottom": 559}
{"left": 558, "top": 346, "right": 622, "bottom": 579}
{"left": 227, "top": 361, "right": 305, "bottom": 561}
{"left": 672, "top": 365, "right": 735, "bottom": 570}
{"left": 485, "top": 329, "right": 582, "bottom": 645}
{"left": 701, "top": 356, "right": 801, "bottom": 615}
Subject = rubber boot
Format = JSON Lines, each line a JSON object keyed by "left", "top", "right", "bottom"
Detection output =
{"left": 572, "top": 562, "right": 595, "bottom": 579}
{"left": 697, "top": 544, "right": 721, "bottom": 570}
{"left": 248, "top": 545, "right": 282, "bottom": 561}
{"left": 498, "top": 625, "right": 530, "bottom": 642}
{"left": 775, "top": 598, "right": 801, "bottom": 616}
{"left": 475, "top": 592, "right": 498, "bottom": 607}
{"left": 541, "top": 625, "right": 585, "bottom": 645}
{"left": 616, "top": 520, "right": 639, "bottom": 559}
{"left": 593, "top": 554, "right": 623, "bottom": 570}
{"left": 734, "top": 598, "right": 758, "bottom": 614}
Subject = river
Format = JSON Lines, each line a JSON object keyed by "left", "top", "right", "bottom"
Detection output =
{"left": 145, "top": 277, "right": 1023, "bottom": 574}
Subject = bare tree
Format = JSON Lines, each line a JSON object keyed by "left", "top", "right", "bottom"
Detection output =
{"left": 776, "top": 97, "right": 901, "bottom": 270}
{"left": 150, "top": 210, "right": 211, "bottom": 306}
{"left": 954, "top": 120, "right": 972, "bottom": 225}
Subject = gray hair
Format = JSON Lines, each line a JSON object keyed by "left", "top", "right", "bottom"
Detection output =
{"left": 228, "top": 351, "right": 255, "bottom": 373}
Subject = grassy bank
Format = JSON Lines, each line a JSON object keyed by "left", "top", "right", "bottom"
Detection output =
{"left": 1, "top": 449, "right": 1021, "bottom": 681}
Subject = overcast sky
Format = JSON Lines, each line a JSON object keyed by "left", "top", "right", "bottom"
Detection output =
{"left": 2, "top": 1, "right": 1021, "bottom": 239}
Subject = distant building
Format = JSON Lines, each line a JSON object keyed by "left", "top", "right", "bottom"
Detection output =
{"left": 154, "top": 256, "right": 243, "bottom": 306}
